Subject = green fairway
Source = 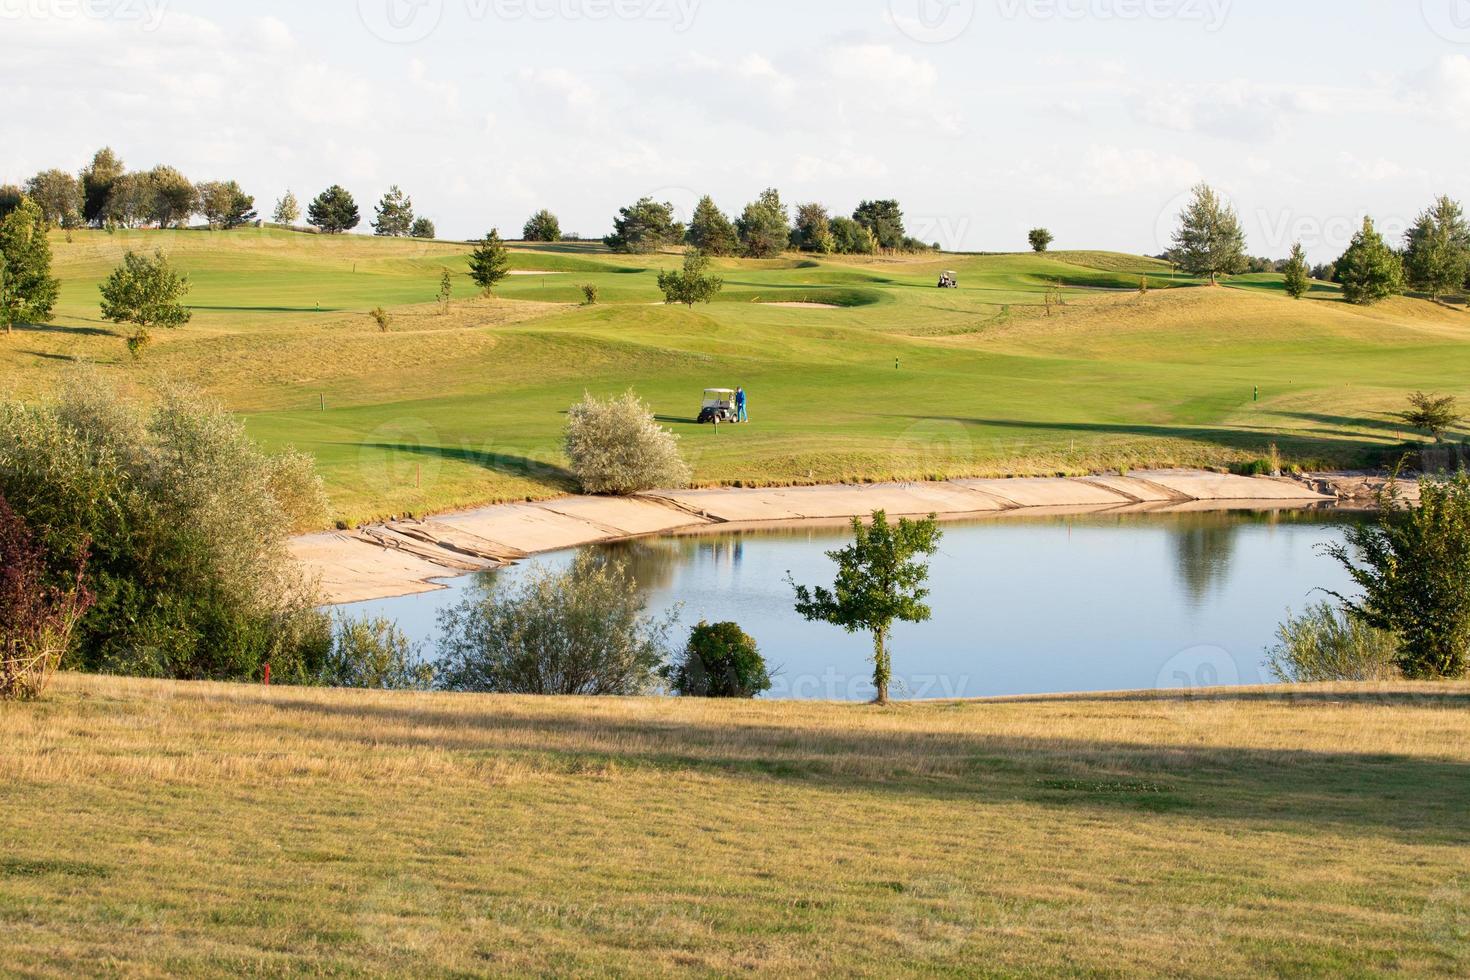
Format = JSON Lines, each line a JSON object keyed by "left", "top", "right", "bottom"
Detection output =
{"left": 6, "top": 227, "right": 1469, "bottom": 524}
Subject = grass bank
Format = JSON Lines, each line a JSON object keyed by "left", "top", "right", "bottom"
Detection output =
{"left": 4, "top": 674, "right": 1469, "bottom": 975}
{"left": 5, "top": 228, "right": 1469, "bottom": 524}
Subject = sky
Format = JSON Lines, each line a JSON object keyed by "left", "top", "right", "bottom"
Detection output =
{"left": 2, "top": 0, "right": 1468, "bottom": 261}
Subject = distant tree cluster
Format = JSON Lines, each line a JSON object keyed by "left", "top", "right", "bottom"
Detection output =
{"left": 603, "top": 192, "right": 938, "bottom": 257}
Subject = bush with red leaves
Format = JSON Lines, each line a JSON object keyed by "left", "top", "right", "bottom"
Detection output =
{"left": 0, "top": 495, "right": 92, "bottom": 701}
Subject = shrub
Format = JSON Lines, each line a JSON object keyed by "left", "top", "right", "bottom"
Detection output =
{"left": 435, "top": 553, "right": 675, "bottom": 695}
{"left": 320, "top": 615, "right": 433, "bottom": 690}
{"left": 564, "top": 390, "right": 691, "bottom": 495}
{"left": 1266, "top": 603, "right": 1401, "bottom": 683}
{"left": 1327, "top": 471, "right": 1470, "bottom": 678}
{"left": 370, "top": 305, "right": 390, "bottom": 332}
{"left": 0, "top": 374, "right": 328, "bottom": 683}
{"left": 663, "top": 621, "right": 771, "bottom": 698}
{"left": 0, "top": 495, "right": 93, "bottom": 700}
{"left": 657, "top": 248, "right": 723, "bottom": 307}
{"left": 581, "top": 283, "right": 599, "bottom": 305}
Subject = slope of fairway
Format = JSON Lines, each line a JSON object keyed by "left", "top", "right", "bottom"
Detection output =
{"left": 5, "top": 674, "right": 1469, "bottom": 976}
{"left": 5, "top": 228, "right": 1469, "bottom": 523}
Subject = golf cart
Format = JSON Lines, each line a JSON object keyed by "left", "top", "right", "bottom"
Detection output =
{"left": 698, "top": 389, "right": 738, "bottom": 424}
{"left": 938, "top": 271, "right": 958, "bottom": 289}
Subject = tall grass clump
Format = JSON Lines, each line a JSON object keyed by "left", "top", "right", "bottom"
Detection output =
{"left": 435, "top": 553, "right": 675, "bottom": 695}
{"left": 0, "top": 373, "right": 330, "bottom": 682}
{"left": 1266, "top": 602, "right": 1402, "bottom": 683}
{"left": 564, "top": 390, "right": 690, "bottom": 495}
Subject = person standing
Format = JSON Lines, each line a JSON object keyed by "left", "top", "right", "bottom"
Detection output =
{"left": 736, "top": 387, "right": 748, "bottom": 423}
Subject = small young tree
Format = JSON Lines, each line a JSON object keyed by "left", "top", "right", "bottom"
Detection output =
{"left": 1282, "top": 242, "right": 1311, "bottom": 299}
{"left": 0, "top": 197, "right": 61, "bottom": 336}
{"left": 0, "top": 495, "right": 93, "bottom": 701}
{"left": 307, "top": 185, "right": 361, "bottom": 234}
{"left": 467, "top": 228, "right": 510, "bottom": 295}
{"left": 320, "top": 615, "right": 433, "bottom": 690}
{"left": 604, "top": 197, "right": 683, "bottom": 254}
{"left": 737, "top": 187, "right": 790, "bottom": 259}
{"left": 98, "top": 250, "right": 192, "bottom": 355}
{"left": 1397, "top": 391, "right": 1463, "bottom": 443}
{"left": 1336, "top": 217, "right": 1404, "bottom": 306}
{"left": 372, "top": 185, "right": 415, "bottom": 237}
{"left": 564, "top": 390, "right": 691, "bottom": 495}
{"left": 789, "top": 510, "right": 942, "bottom": 705}
{"left": 657, "top": 248, "right": 724, "bottom": 307}
{"left": 686, "top": 196, "right": 739, "bottom": 256}
{"left": 410, "top": 216, "right": 436, "bottom": 239}
{"left": 435, "top": 552, "right": 674, "bottom": 695}
{"left": 196, "top": 180, "right": 257, "bottom": 229}
{"left": 1170, "top": 183, "right": 1246, "bottom": 283}
{"left": 1403, "top": 195, "right": 1470, "bottom": 300}
{"left": 437, "top": 268, "right": 453, "bottom": 314}
{"left": 369, "top": 305, "right": 390, "bottom": 332}
{"left": 663, "top": 621, "right": 772, "bottom": 698}
{"left": 1028, "top": 228, "right": 1054, "bottom": 253}
{"left": 273, "top": 190, "right": 301, "bottom": 226}
{"left": 581, "top": 283, "right": 599, "bottom": 305}
{"left": 1327, "top": 472, "right": 1470, "bottom": 679}
{"left": 522, "top": 209, "right": 562, "bottom": 242}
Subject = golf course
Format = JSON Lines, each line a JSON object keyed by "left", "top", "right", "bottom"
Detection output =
{"left": 6, "top": 226, "right": 1467, "bottom": 525}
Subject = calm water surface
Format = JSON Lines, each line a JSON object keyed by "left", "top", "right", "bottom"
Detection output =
{"left": 336, "top": 508, "right": 1361, "bottom": 701}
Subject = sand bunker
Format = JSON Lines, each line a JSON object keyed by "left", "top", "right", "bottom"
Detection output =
{"left": 508, "top": 270, "right": 566, "bottom": 276}
{"left": 761, "top": 301, "right": 841, "bottom": 309}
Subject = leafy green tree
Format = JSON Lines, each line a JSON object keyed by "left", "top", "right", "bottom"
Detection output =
{"left": 604, "top": 197, "right": 683, "bottom": 253}
{"left": 737, "top": 188, "right": 790, "bottom": 259}
{"left": 102, "top": 172, "right": 154, "bottom": 229}
{"left": 1170, "top": 183, "right": 1246, "bottom": 283}
{"left": 1403, "top": 196, "right": 1470, "bottom": 300}
{"left": 272, "top": 191, "right": 301, "bottom": 226}
{"left": 99, "top": 250, "right": 191, "bottom": 355}
{"left": 24, "top": 170, "right": 82, "bottom": 229}
{"left": 522, "top": 209, "right": 562, "bottom": 242}
{"left": 1028, "top": 228, "right": 1054, "bottom": 253}
{"left": 1282, "top": 242, "right": 1311, "bottom": 299}
{"left": 564, "top": 390, "right": 690, "bottom": 495}
{"left": 147, "top": 166, "right": 197, "bottom": 228}
{"left": 1397, "top": 391, "right": 1463, "bottom": 443}
{"left": 1327, "top": 472, "right": 1470, "bottom": 679}
{"left": 663, "top": 621, "right": 772, "bottom": 698}
{"left": 80, "top": 147, "right": 125, "bottom": 226}
{"left": 657, "top": 248, "right": 724, "bottom": 306}
{"left": 792, "top": 202, "right": 834, "bottom": 254}
{"left": 829, "top": 216, "right": 876, "bottom": 255}
{"left": 467, "top": 228, "right": 510, "bottom": 295}
{"left": 0, "top": 198, "right": 60, "bottom": 336}
{"left": 1336, "top": 217, "right": 1404, "bottom": 306}
{"left": 320, "top": 616, "right": 432, "bottom": 690}
{"left": 410, "top": 216, "right": 436, "bottom": 239}
{"left": 196, "top": 180, "right": 257, "bottom": 229}
{"left": 372, "top": 185, "right": 414, "bottom": 237}
{"left": 0, "top": 186, "right": 22, "bottom": 221}
{"left": 853, "top": 200, "right": 907, "bottom": 251}
{"left": 307, "top": 185, "right": 360, "bottom": 234}
{"left": 685, "top": 195, "right": 739, "bottom": 256}
{"left": 789, "top": 510, "right": 942, "bottom": 704}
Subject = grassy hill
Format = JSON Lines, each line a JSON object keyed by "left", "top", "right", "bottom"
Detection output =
{"left": 5, "top": 674, "right": 1469, "bottom": 976}
{"left": 5, "top": 227, "right": 1468, "bottom": 523}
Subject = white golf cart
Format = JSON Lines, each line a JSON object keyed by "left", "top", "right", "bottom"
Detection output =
{"left": 698, "top": 389, "right": 738, "bottom": 424}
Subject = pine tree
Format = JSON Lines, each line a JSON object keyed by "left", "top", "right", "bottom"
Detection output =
{"left": 467, "top": 229, "right": 510, "bottom": 295}
{"left": 372, "top": 185, "right": 415, "bottom": 237}
{"left": 685, "top": 196, "right": 739, "bottom": 256}
{"left": 0, "top": 197, "right": 60, "bottom": 336}
{"left": 1282, "top": 242, "right": 1310, "bottom": 300}
{"left": 1404, "top": 196, "right": 1470, "bottom": 300}
{"left": 1170, "top": 183, "right": 1246, "bottom": 283}
{"left": 307, "top": 186, "right": 360, "bottom": 234}
{"left": 1337, "top": 217, "right": 1405, "bottom": 306}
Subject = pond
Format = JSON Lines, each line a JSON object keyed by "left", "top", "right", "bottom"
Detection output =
{"left": 334, "top": 508, "right": 1362, "bottom": 701}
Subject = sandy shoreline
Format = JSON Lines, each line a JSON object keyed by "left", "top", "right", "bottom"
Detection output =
{"left": 292, "top": 470, "right": 1334, "bottom": 605}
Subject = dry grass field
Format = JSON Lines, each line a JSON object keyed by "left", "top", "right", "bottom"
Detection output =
{"left": 4, "top": 673, "right": 1469, "bottom": 976}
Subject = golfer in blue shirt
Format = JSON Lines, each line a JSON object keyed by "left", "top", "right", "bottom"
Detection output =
{"left": 736, "top": 387, "right": 748, "bottom": 423}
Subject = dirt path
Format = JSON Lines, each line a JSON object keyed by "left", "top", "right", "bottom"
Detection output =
{"left": 293, "top": 470, "right": 1332, "bottom": 604}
